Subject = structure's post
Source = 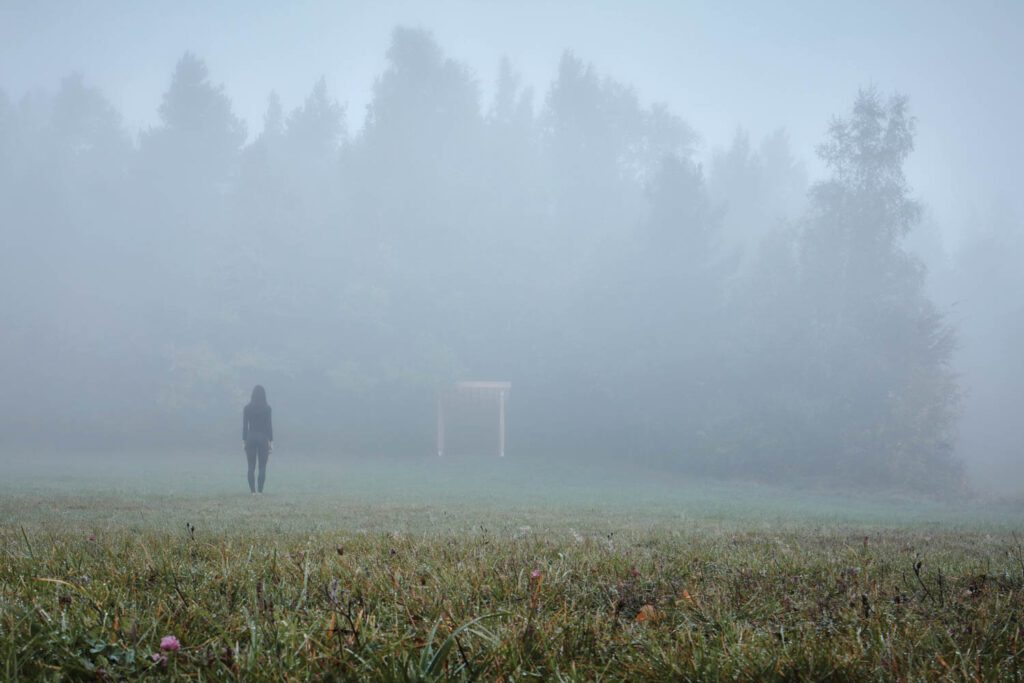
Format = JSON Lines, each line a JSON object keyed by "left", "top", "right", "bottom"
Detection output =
{"left": 498, "top": 389, "right": 506, "bottom": 457}
{"left": 437, "top": 391, "right": 445, "bottom": 457}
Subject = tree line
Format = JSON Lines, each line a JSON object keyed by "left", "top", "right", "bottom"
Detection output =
{"left": 1, "top": 27, "right": 993, "bottom": 491}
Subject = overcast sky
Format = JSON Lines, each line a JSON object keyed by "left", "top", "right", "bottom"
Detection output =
{"left": 2, "top": 0, "right": 1020, "bottom": 248}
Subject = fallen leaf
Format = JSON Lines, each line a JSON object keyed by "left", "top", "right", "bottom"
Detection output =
{"left": 635, "top": 604, "right": 658, "bottom": 623}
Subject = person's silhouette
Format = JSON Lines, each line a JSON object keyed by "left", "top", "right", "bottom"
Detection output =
{"left": 242, "top": 385, "right": 273, "bottom": 494}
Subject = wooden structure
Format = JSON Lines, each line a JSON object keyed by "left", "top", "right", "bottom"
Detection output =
{"left": 436, "top": 381, "right": 510, "bottom": 457}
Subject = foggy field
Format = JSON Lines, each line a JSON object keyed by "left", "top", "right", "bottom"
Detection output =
{"left": 4, "top": 1, "right": 1024, "bottom": 678}
{"left": 3, "top": 453, "right": 1024, "bottom": 533}
{"left": 3, "top": 454, "right": 1024, "bottom": 679}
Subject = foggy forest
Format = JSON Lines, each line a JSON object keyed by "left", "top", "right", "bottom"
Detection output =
{"left": 4, "top": 3, "right": 1024, "bottom": 679}
{"left": 4, "top": 13, "right": 1022, "bottom": 495}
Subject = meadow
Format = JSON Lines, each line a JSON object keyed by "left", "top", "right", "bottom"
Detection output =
{"left": 2, "top": 451, "right": 1023, "bottom": 680}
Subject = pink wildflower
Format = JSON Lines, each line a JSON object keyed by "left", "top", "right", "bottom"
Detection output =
{"left": 150, "top": 653, "right": 167, "bottom": 665}
{"left": 160, "top": 635, "right": 181, "bottom": 652}
{"left": 530, "top": 569, "right": 542, "bottom": 580}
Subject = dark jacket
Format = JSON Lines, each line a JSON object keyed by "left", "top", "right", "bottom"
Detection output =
{"left": 243, "top": 404, "right": 273, "bottom": 445}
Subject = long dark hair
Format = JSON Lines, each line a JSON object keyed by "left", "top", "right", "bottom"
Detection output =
{"left": 248, "top": 385, "right": 268, "bottom": 409}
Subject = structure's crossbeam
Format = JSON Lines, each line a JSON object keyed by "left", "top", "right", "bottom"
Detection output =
{"left": 454, "top": 381, "right": 511, "bottom": 390}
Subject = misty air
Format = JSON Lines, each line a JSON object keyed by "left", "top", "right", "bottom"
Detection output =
{"left": 1, "top": 2, "right": 1022, "bottom": 679}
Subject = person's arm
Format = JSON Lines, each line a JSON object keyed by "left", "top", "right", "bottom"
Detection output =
{"left": 267, "top": 407, "right": 273, "bottom": 449}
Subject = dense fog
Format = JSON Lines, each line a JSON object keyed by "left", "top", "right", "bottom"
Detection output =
{"left": 1, "top": 2, "right": 1021, "bottom": 494}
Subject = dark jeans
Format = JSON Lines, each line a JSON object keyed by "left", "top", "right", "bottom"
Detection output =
{"left": 245, "top": 440, "right": 269, "bottom": 492}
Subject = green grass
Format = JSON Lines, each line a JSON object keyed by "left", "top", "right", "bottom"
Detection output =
{"left": 2, "top": 452, "right": 1023, "bottom": 680}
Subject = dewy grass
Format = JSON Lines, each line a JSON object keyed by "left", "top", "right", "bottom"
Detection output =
{"left": 1, "top": 452, "right": 1022, "bottom": 680}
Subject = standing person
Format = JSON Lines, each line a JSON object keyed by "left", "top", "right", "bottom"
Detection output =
{"left": 242, "top": 385, "right": 274, "bottom": 494}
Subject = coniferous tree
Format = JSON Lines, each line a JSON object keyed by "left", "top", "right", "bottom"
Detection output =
{"left": 136, "top": 53, "right": 249, "bottom": 418}
{"left": 708, "top": 128, "right": 806, "bottom": 263}
{"left": 140, "top": 52, "right": 246, "bottom": 204}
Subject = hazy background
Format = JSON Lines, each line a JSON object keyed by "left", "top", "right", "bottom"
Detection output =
{"left": 4, "top": 1, "right": 1020, "bottom": 243}
{"left": 1, "top": 1, "right": 1021, "bottom": 494}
